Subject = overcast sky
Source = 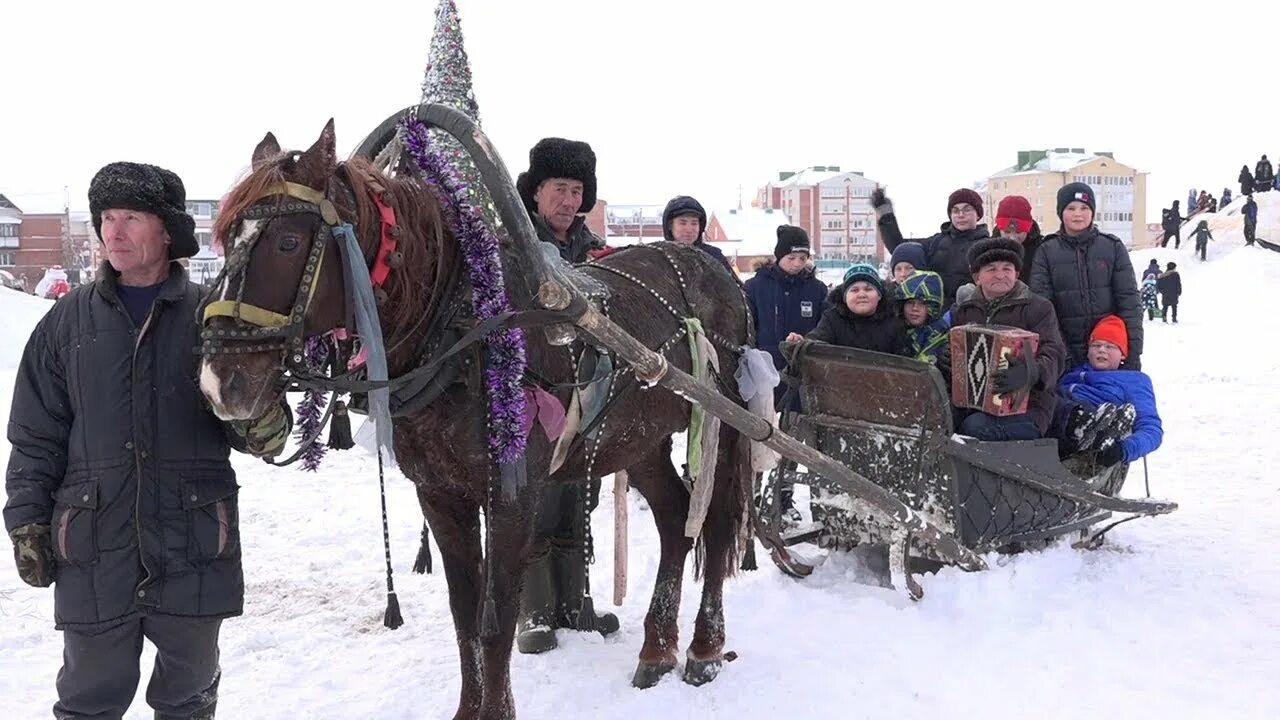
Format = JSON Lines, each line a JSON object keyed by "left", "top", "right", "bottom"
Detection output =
{"left": 3, "top": 0, "right": 1278, "bottom": 236}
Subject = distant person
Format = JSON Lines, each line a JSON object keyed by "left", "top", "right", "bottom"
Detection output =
{"left": 1221, "top": 188, "right": 1233, "bottom": 207}
{"left": 1243, "top": 195, "right": 1258, "bottom": 246}
{"left": 1190, "top": 220, "right": 1213, "bottom": 261}
{"left": 1160, "top": 201, "right": 1185, "bottom": 249}
{"left": 1157, "top": 262, "right": 1182, "bottom": 323}
{"left": 1255, "top": 155, "right": 1275, "bottom": 193}
{"left": 1239, "top": 165, "right": 1255, "bottom": 196}
{"left": 1142, "top": 258, "right": 1161, "bottom": 282}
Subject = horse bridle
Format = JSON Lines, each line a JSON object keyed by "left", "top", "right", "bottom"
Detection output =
{"left": 199, "top": 180, "right": 344, "bottom": 371}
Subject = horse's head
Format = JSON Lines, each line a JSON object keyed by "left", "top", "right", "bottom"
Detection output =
{"left": 198, "top": 121, "right": 349, "bottom": 420}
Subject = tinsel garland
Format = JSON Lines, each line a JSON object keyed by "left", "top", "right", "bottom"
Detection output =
{"left": 296, "top": 336, "right": 330, "bottom": 471}
{"left": 400, "top": 117, "right": 528, "bottom": 464}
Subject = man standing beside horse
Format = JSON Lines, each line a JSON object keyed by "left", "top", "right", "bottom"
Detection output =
{"left": 515, "top": 138, "right": 620, "bottom": 653}
{"left": 4, "top": 162, "right": 291, "bottom": 719}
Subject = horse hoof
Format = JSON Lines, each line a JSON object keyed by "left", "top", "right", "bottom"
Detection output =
{"left": 632, "top": 659, "right": 676, "bottom": 689}
{"left": 682, "top": 656, "right": 723, "bottom": 686}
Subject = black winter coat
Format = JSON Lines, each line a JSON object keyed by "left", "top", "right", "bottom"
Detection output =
{"left": 1240, "top": 167, "right": 1255, "bottom": 195}
{"left": 1255, "top": 159, "right": 1274, "bottom": 186}
{"left": 806, "top": 287, "right": 911, "bottom": 357}
{"left": 879, "top": 214, "right": 990, "bottom": 309}
{"left": 1029, "top": 227, "right": 1144, "bottom": 369}
{"left": 1156, "top": 270, "right": 1182, "bottom": 303}
{"left": 4, "top": 264, "right": 244, "bottom": 630}
{"left": 939, "top": 282, "right": 1067, "bottom": 434}
{"left": 744, "top": 262, "right": 829, "bottom": 370}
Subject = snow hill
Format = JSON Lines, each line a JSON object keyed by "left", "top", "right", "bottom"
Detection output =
{"left": 1, "top": 223, "right": 1278, "bottom": 718}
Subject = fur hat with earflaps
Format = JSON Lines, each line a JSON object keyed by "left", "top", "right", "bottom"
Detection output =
{"left": 89, "top": 162, "right": 198, "bottom": 259}
{"left": 516, "top": 138, "right": 597, "bottom": 216}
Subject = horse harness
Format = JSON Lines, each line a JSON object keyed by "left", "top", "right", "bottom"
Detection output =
{"left": 198, "top": 173, "right": 748, "bottom": 456}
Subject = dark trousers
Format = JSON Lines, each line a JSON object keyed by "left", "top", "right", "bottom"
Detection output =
{"left": 54, "top": 615, "right": 222, "bottom": 720}
{"left": 1162, "top": 302, "right": 1178, "bottom": 323}
{"left": 1160, "top": 229, "right": 1179, "bottom": 248}
{"left": 1245, "top": 220, "right": 1256, "bottom": 245}
{"left": 957, "top": 411, "right": 1041, "bottom": 441}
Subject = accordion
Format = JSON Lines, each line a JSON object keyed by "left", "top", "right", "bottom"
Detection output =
{"left": 949, "top": 324, "right": 1040, "bottom": 416}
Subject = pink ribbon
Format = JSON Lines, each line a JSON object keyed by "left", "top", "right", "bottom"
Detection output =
{"left": 520, "top": 386, "right": 566, "bottom": 442}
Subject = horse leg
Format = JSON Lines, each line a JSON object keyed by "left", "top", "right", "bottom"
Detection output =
{"left": 629, "top": 436, "right": 694, "bottom": 689}
{"left": 685, "top": 428, "right": 747, "bottom": 686}
{"left": 417, "top": 485, "right": 485, "bottom": 720}
{"left": 475, "top": 483, "right": 539, "bottom": 720}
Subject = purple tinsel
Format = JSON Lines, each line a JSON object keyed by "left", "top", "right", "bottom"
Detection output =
{"left": 399, "top": 118, "right": 528, "bottom": 464}
{"left": 296, "top": 337, "right": 330, "bottom": 471}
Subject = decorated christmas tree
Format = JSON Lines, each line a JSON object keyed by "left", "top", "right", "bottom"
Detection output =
{"left": 405, "top": 0, "right": 528, "bottom": 465}
{"left": 417, "top": 0, "right": 488, "bottom": 203}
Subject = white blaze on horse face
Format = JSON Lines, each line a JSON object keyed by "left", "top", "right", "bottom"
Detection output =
{"left": 217, "top": 219, "right": 263, "bottom": 301}
{"left": 198, "top": 360, "right": 227, "bottom": 418}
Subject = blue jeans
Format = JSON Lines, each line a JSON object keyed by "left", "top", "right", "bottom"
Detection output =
{"left": 958, "top": 411, "right": 1041, "bottom": 441}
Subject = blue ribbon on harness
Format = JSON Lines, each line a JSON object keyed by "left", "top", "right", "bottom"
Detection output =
{"left": 332, "top": 222, "right": 395, "bottom": 466}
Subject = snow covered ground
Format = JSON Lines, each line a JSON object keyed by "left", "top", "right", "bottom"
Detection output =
{"left": 2, "top": 209, "right": 1279, "bottom": 719}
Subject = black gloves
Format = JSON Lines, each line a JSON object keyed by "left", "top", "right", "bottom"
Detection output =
{"left": 871, "top": 187, "right": 889, "bottom": 209}
{"left": 993, "top": 354, "right": 1038, "bottom": 394}
{"left": 1096, "top": 442, "right": 1126, "bottom": 468}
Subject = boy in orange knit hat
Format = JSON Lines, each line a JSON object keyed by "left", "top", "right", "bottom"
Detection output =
{"left": 1053, "top": 315, "right": 1164, "bottom": 465}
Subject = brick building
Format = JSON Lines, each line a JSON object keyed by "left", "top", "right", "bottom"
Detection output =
{"left": 755, "top": 166, "right": 884, "bottom": 261}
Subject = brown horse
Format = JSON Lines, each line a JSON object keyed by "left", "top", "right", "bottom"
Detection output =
{"left": 197, "top": 121, "right": 752, "bottom": 720}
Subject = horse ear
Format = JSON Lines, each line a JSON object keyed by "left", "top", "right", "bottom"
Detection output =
{"left": 295, "top": 119, "right": 337, "bottom": 183}
{"left": 252, "top": 132, "right": 281, "bottom": 171}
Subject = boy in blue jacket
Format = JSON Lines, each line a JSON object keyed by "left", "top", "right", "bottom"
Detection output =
{"left": 744, "top": 225, "right": 829, "bottom": 406}
{"left": 895, "top": 270, "right": 952, "bottom": 363}
{"left": 1056, "top": 315, "right": 1164, "bottom": 466}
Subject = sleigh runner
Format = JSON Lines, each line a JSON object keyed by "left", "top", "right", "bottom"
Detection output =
{"left": 753, "top": 341, "right": 1177, "bottom": 590}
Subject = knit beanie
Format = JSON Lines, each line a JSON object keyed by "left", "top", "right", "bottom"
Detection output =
{"left": 1056, "top": 182, "right": 1096, "bottom": 218}
{"left": 774, "top": 225, "right": 811, "bottom": 260}
{"left": 841, "top": 262, "right": 884, "bottom": 296}
{"left": 995, "top": 195, "right": 1034, "bottom": 232}
{"left": 889, "top": 242, "right": 927, "bottom": 272}
{"left": 1090, "top": 315, "right": 1129, "bottom": 357}
{"left": 947, "top": 188, "right": 984, "bottom": 219}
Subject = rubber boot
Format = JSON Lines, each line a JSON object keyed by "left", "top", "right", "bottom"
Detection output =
{"left": 554, "top": 548, "right": 619, "bottom": 637}
{"left": 516, "top": 554, "right": 558, "bottom": 654}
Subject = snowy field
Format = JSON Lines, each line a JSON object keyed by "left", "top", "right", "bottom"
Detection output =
{"left": 3, "top": 203, "right": 1279, "bottom": 719}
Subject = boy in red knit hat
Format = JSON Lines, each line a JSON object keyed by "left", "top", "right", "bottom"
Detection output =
{"left": 1053, "top": 315, "right": 1164, "bottom": 466}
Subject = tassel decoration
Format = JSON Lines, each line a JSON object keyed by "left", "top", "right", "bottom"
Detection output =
{"left": 383, "top": 591, "right": 404, "bottom": 630}
{"left": 412, "top": 522, "right": 434, "bottom": 574}
{"left": 327, "top": 400, "right": 355, "bottom": 450}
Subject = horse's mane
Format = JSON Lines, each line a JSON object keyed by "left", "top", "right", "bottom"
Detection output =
{"left": 214, "top": 154, "right": 453, "bottom": 341}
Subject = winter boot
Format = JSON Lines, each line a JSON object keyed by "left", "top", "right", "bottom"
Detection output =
{"left": 553, "top": 548, "right": 620, "bottom": 637}
{"left": 1076, "top": 403, "right": 1120, "bottom": 452}
{"left": 1095, "top": 403, "right": 1137, "bottom": 453}
{"left": 516, "top": 554, "right": 559, "bottom": 654}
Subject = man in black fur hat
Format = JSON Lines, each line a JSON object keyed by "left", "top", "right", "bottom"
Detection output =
{"left": 517, "top": 137, "right": 606, "bottom": 264}
{"left": 4, "top": 161, "right": 291, "bottom": 719}
{"left": 662, "top": 194, "right": 735, "bottom": 274}
{"left": 515, "top": 140, "right": 619, "bottom": 654}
